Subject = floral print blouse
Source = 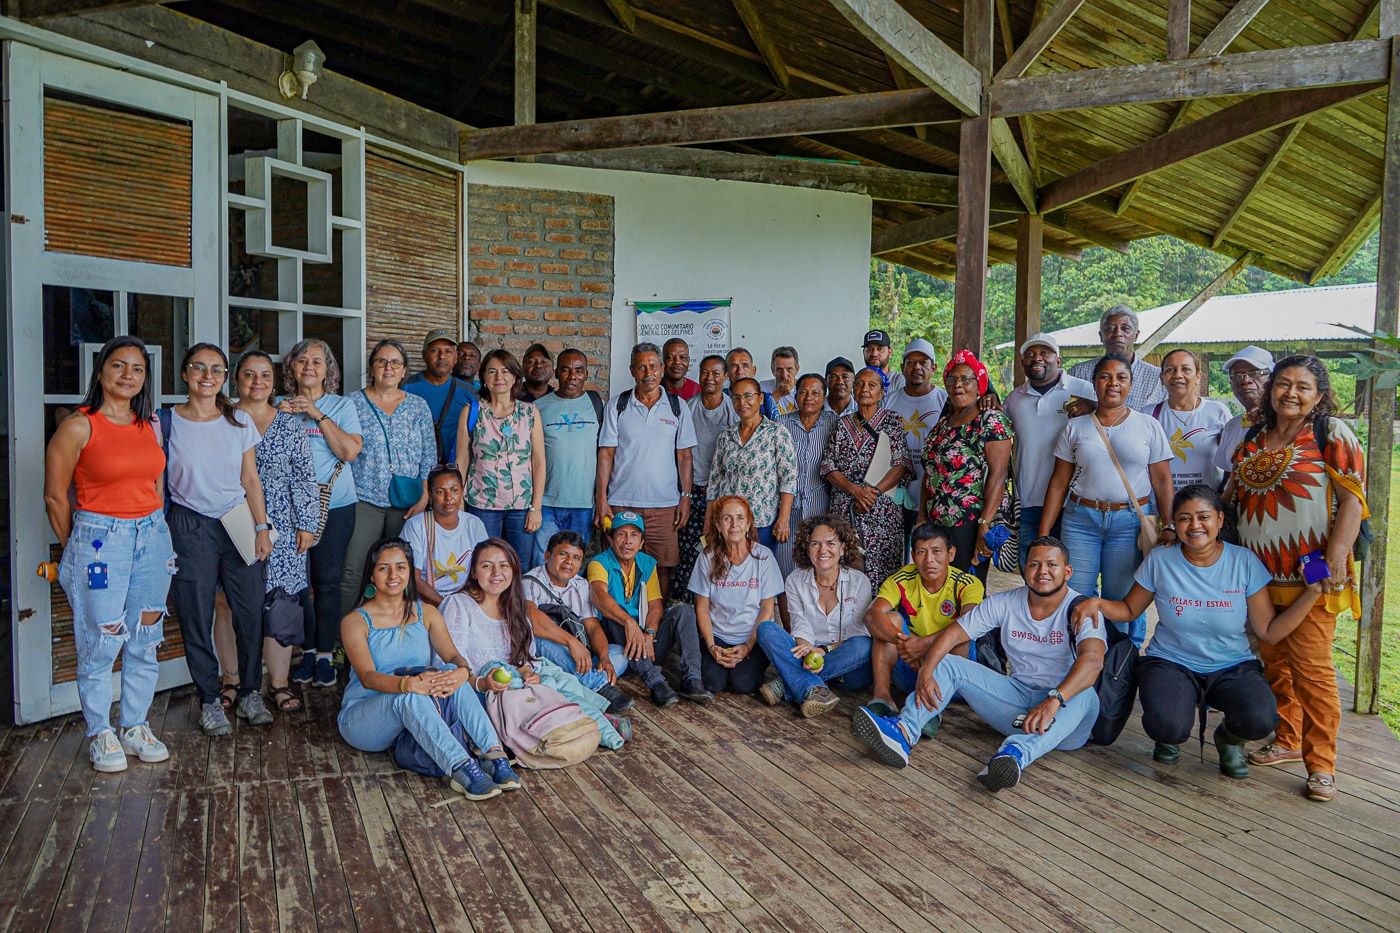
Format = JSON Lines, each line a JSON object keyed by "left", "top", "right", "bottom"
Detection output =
{"left": 466, "top": 400, "right": 538, "bottom": 511}
{"left": 921, "top": 410, "right": 1013, "bottom": 526}
{"left": 707, "top": 418, "right": 798, "bottom": 528}
{"left": 254, "top": 411, "right": 320, "bottom": 594}
{"left": 351, "top": 391, "right": 436, "bottom": 508}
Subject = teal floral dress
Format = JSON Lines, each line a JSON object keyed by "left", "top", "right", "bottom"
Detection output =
{"left": 465, "top": 401, "right": 537, "bottom": 510}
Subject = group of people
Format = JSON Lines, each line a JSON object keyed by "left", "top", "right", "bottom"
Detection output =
{"left": 44, "top": 305, "right": 1367, "bottom": 804}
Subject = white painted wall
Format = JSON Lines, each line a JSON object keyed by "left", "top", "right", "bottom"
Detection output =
{"left": 464, "top": 160, "right": 873, "bottom": 384}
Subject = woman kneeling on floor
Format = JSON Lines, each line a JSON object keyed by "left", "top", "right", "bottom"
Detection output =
{"left": 1071, "top": 484, "right": 1322, "bottom": 778}
{"left": 337, "top": 537, "right": 517, "bottom": 800}
{"left": 756, "top": 514, "right": 874, "bottom": 718}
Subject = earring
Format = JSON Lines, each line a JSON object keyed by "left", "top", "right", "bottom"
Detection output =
{"left": 363, "top": 583, "right": 377, "bottom": 599}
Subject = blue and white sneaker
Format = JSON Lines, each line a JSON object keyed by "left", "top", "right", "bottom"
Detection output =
{"left": 489, "top": 756, "right": 522, "bottom": 791}
{"left": 852, "top": 706, "right": 911, "bottom": 768}
{"left": 977, "top": 744, "right": 1027, "bottom": 791}
{"left": 451, "top": 758, "right": 501, "bottom": 800}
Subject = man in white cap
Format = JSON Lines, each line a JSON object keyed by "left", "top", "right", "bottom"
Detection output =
{"left": 1212, "top": 345, "right": 1274, "bottom": 483}
{"left": 1068, "top": 305, "right": 1166, "bottom": 412}
{"left": 1005, "top": 333, "right": 1095, "bottom": 568}
{"left": 881, "top": 338, "right": 948, "bottom": 544}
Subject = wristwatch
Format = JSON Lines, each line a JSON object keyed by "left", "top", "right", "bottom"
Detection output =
{"left": 1047, "top": 689, "right": 1068, "bottom": 707}
{"left": 679, "top": 491, "right": 692, "bottom": 500}
{"left": 254, "top": 522, "right": 273, "bottom": 532}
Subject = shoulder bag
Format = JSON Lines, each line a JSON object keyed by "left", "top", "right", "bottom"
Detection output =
{"left": 363, "top": 390, "right": 422, "bottom": 510}
{"left": 1090, "top": 414, "right": 1159, "bottom": 560}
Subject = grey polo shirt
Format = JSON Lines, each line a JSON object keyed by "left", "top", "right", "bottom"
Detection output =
{"left": 599, "top": 389, "right": 698, "bottom": 508}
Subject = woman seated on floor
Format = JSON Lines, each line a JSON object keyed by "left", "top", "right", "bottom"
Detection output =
{"left": 756, "top": 514, "right": 874, "bottom": 718}
{"left": 336, "top": 537, "right": 515, "bottom": 801}
{"left": 689, "top": 495, "right": 785, "bottom": 696}
{"left": 440, "top": 539, "right": 628, "bottom": 752}
{"left": 1071, "top": 484, "right": 1322, "bottom": 778}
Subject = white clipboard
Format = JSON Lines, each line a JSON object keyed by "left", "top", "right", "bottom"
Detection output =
{"left": 220, "top": 500, "right": 278, "bottom": 566}
{"left": 863, "top": 430, "right": 894, "bottom": 489}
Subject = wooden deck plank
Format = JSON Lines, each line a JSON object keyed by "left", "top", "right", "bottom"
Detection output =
{"left": 238, "top": 784, "right": 279, "bottom": 931}
{"left": 232, "top": 713, "right": 263, "bottom": 786}
{"left": 6, "top": 791, "right": 88, "bottom": 931}
{"left": 125, "top": 792, "right": 173, "bottom": 932}
{"left": 0, "top": 721, "right": 66, "bottom": 800}
{"left": 321, "top": 775, "right": 400, "bottom": 932}
{"left": 86, "top": 794, "right": 150, "bottom": 933}
{"left": 374, "top": 775, "right": 474, "bottom": 933}
{"left": 47, "top": 796, "right": 121, "bottom": 933}
{"left": 294, "top": 780, "right": 357, "bottom": 932}
{"left": 445, "top": 793, "right": 554, "bottom": 932}
{"left": 28, "top": 715, "right": 87, "bottom": 801}
{"left": 163, "top": 791, "right": 209, "bottom": 933}
{"left": 202, "top": 786, "right": 240, "bottom": 931}
{"left": 265, "top": 782, "right": 316, "bottom": 933}
{"left": 474, "top": 781, "right": 592, "bottom": 931}
{"left": 347, "top": 774, "right": 437, "bottom": 930}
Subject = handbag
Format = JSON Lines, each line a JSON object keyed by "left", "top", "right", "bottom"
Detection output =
{"left": 1089, "top": 414, "right": 1159, "bottom": 560}
{"left": 363, "top": 391, "right": 422, "bottom": 510}
{"left": 263, "top": 587, "right": 304, "bottom": 647}
{"left": 311, "top": 460, "right": 345, "bottom": 547}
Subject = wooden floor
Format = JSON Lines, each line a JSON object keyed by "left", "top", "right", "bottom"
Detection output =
{"left": 0, "top": 667, "right": 1398, "bottom": 933}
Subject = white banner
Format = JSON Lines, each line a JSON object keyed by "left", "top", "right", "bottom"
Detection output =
{"left": 634, "top": 299, "right": 732, "bottom": 380}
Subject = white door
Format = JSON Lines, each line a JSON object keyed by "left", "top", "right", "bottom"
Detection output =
{"left": 5, "top": 44, "right": 221, "bottom": 724}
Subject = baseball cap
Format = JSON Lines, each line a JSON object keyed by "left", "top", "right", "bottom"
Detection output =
{"left": 422, "top": 328, "right": 456, "bottom": 352}
{"left": 862, "top": 329, "right": 891, "bottom": 347}
{"left": 903, "top": 337, "right": 936, "bottom": 361}
{"left": 825, "top": 356, "right": 856, "bottom": 376}
{"left": 609, "top": 510, "right": 645, "bottom": 534}
{"left": 1019, "top": 332, "right": 1060, "bottom": 355}
{"left": 1223, "top": 345, "right": 1274, "bottom": 373}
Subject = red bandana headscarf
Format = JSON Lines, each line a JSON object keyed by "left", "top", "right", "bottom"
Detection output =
{"left": 944, "top": 349, "right": 989, "bottom": 396}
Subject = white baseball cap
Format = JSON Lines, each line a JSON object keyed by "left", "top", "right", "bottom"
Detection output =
{"left": 903, "top": 337, "right": 937, "bottom": 361}
{"left": 1223, "top": 345, "right": 1274, "bottom": 372}
{"left": 1018, "top": 332, "right": 1060, "bottom": 355}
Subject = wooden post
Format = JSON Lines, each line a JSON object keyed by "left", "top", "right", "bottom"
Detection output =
{"left": 1167, "top": 0, "right": 1191, "bottom": 60}
{"left": 515, "top": 0, "right": 537, "bottom": 127}
{"left": 1013, "top": 214, "right": 1043, "bottom": 385}
{"left": 1356, "top": 34, "right": 1400, "bottom": 715}
{"left": 953, "top": 0, "right": 993, "bottom": 355}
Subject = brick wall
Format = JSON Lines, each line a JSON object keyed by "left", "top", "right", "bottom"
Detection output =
{"left": 467, "top": 184, "right": 615, "bottom": 391}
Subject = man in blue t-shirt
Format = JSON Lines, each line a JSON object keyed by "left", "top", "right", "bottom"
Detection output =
{"left": 533, "top": 348, "right": 601, "bottom": 554}
{"left": 853, "top": 536, "right": 1107, "bottom": 792}
{"left": 403, "top": 328, "right": 475, "bottom": 464}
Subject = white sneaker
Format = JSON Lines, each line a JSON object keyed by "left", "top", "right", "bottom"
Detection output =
{"left": 90, "top": 730, "right": 128, "bottom": 773}
{"left": 120, "top": 724, "right": 170, "bottom": 763}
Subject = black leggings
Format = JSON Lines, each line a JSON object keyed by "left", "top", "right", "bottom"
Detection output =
{"left": 701, "top": 637, "right": 769, "bottom": 695}
{"left": 1138, "top": 656, "right": 1278, "bottom": 743}
{"left": 305, "top": 504, "right": 356, "bottom": 654}
{"left": 945, "top": 518, "right": 990, "bottom": 584}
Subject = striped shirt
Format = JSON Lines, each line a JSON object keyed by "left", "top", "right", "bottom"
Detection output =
{"left": 780, "top": 410, "right": 837, "bottom": 520}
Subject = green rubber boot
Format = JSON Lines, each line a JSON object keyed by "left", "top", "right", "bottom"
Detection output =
{"left": 1152, "top": 742, "right": 1181, "bottom": 764}
{"left": 1214, "top": 725, "right": 1249, "bottom": 779}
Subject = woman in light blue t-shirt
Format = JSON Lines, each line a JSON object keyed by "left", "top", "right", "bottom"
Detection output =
{"left": 1073, "top": 484, "right": 1321, "bottom": 779}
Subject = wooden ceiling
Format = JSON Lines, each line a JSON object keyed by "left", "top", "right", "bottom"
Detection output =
{"left": 162, "top": 0, "right": 1387, "bottom": 282}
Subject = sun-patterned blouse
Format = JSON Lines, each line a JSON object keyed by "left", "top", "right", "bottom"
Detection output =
{"left": 1232, "top": 416, "right": 1368, "bottom": 616}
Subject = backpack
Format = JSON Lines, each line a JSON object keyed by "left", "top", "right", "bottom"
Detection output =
{"left": 1067, "top": 595, "right": 1140, "bottom": 746}
{"left": 616, "top": 388, "right": 683, "bottom": 446}
{"left": 1241, "top": 415, "right": 1373, "bottom": 561}
{"left": 585, "top": 389, "right": 604, "bottom": 425}
{"left": 484, "top": 682, "right": 600, "bottom": 769}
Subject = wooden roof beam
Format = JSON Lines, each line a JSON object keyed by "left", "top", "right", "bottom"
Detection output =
{"left": 1138, "top": 251, "right": 1257, "bottom": 356}
{"left": 601, "top": 0, "right": 636, "bottom": 33}
{"left": 991, "top": 118, "right": 1037, "bottom": 209}
{"left": 1310, "top": 190, "right": 1382, "bottom": 283}
{"left": 459, "top": 89, "right": 960, "bottom": 160}
{"left": 995, "top": 0, "right": 1089, "bottom": 79}
{"left": 1167, "top": 0, "right": 1191, "bottom": 60}
{"left": 731, "top": 0, "right": 790, "bottom": 90}
{"left": 1041, "top": 211, "right": 1132, "bottom": 252}
{"left": 8, "top": 0, "right": 160, "bottom": 16}
{"left": 1039, "top": 82, "right": 1381, "bottom": 212}
{"left": 1211, "top": 119, "right": 1306, "bottom": 247}
{"left": 992, "top": 38, "right": 1390, "bottom": 117}
{"left": 826, "top": 0, "right": 983, "bottom": 115}
{"left": 872, "top": 209, "right": 1018, "bottom": 253}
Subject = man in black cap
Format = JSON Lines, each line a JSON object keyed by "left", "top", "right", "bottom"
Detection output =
{"left": 825, "top": 356, "right": 858, "bottom": 417}
{"left": 863, "top": 329, "right": 905, "bottom": 397}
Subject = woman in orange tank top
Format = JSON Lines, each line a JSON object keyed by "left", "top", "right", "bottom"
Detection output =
{"left": 44, "top": 336, "right": 176, "bottom": 775}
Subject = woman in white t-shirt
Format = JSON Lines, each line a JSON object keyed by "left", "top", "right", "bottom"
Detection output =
{"left": 1152, "top": 349, "right": 1231, "bottom": 492}
{"left": 166, "top": 343, "right": 275, "bottom": 737}
{"left": 689, "top": 495, "right": 784, "bottom": 695}
{"left": 1039, "top": 353, "right": 1175, "bottom": 646}
{"left": 756, "top": 515, "right": 873, "bottom": 719}
{"left": 401, "top": 465, "right": 489, "bottom": 606}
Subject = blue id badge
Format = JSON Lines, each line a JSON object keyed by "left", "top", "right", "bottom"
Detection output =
{"left": 1299, "top": 549, "right": 1330, "bottom": 586}
{"left": 87, "top": 539, "right": 109, "bottom": 591}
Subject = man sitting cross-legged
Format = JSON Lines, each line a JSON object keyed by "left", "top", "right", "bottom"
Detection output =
{"left": 853, "top": 536, "right": 1106, "bottom": 792}
{"left": 863, "top": 524, "right": 984, "bottom": 719}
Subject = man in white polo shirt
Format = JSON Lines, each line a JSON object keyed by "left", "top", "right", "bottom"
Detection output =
{"left": 1212, "top": 344, "right": 1274, "bottom": 485}
{"left": 597, "top": 341, "right": 699, "bottom": 596}
{"left": 1004, "top": 333, "right": 1095, "bottom": 569}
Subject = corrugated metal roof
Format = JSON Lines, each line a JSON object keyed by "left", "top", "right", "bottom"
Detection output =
{"left": 998, "top": 283, "right": 1379, "bottom": 353}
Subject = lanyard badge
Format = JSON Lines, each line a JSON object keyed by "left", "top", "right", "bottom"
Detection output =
{"left": 87, "top": 539, "right": 109, "bottom": 591}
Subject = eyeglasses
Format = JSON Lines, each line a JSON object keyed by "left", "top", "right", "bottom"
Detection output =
{"left": 432, "top": 462, "right": 459, "bottom": 472}
{"left": 371, "top": 358, "right": 405, "bottom": 370}
{"left": 945, "top": 374, "right": 978, "bottom": 387}
{"left": 186, "top": 362, "right": 227, "bottom": 377}
{"left": 1229, "top": 370, "right": 1270, "bottom": 385}
{"left": 732, "top": 392, "right": 761, "bottom": 401}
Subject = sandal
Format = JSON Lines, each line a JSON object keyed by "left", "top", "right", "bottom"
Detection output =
{"left": 218, "top": 683, "right": 239, "bottom": 710}
{"left": 270, "top": 686, "right": 303, "bottom": 713}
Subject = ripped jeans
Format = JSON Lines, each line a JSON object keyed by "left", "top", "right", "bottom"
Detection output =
{"left": 59, "top": 509, "right": 175, "bottom": 737}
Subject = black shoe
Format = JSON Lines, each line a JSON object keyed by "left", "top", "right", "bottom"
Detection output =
{"left": 1153, "top": 742, "right": 1181, "bottom": 764}
{"left": 597, "top": 683, "right": 634, "bottom": 714}
{"left": 650, "top": 681, "right": 679, "bottom": 708}
{"left": 678, "top": 679, "right": 713, "bottom": 704}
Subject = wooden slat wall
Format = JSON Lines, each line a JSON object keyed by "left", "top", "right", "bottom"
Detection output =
{"left": 43, "top": 97, "right": 193, "bottom": 267}
{"left": 365, "top": 150, "right": 462, "bottom": 355}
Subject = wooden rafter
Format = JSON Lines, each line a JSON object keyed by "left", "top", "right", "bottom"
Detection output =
{"left": 1311, "top": 191, "right": 1383, "bottom": 283}
{"left": 1167, "top": 0, "right": 1191, "bottom": 60}
{"left": 872, "top": 210, "right": 1018, "bottom": 253}
{"left": 1041, "top": 211, "right": 1131, "bottom": 252}
{"left": 991, "top": 38, "right": 1390, "bottom": 117}
{"left": 886, "top": 56, "right": 928, "bottom": 140}
{"left": 1039, "top": 82, "right": 1381, "bottom": 212}
{"left": 514, "top": 0, "right": 536, "bottom": 127}
{"left": 1211, "top": 119, "right": 1306, "bottom": 247}
{"left": 991, "top": 118, "right": 1037, "bottom": 210}
{"left": 955, "top": 0, "right": 995, "bottom": 354}
{"left": 458, "top": 89, "right": 960, "bottom": 160}
{"left": 995, "top": 0, "right": 1088, "bottom": 79}
{"left": 826, "top": 0, "right": 983, "bottom": 115}
{"left": 601, "top": 0, "right": 636, "bottom": 32}
{"left": 731, "top": 0, "right": 790, "bottom": 90}
{"left": 8, "top": 0, "right": 158, "bottom": 15}
{"left": 1137, "top": 251, "right": 1256, "bottom": 356}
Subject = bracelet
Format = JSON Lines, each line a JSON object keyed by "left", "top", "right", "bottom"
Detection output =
{"left": 315, "top": 414, "right": 328, "bottom": 424}
{"left": 399, "top": 675, "right": 408, "bottom": 694}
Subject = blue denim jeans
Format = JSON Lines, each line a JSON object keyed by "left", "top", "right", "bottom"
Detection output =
{"left": 756, "top": 524, "right": 775, "bottom": 550}
{"left": 59, "top": 509, "right": 175, "bottom": 736}
{"left": 534, "top": 506, "right": 594, "bottom": 563}
{"left": 1018, "top": 505, "right": 1061, "bottom": 572}
{"left": 337, "top": 680, "right": 503, "bottom": 772}
{"left": 535, "top": 637, "right": 629, "bottom": 679}
{"left": 898, "top": 654, "right": 1099, "bottom": 767}
{"left": 1058, "top": 500, "right": 1148, "bottom": 645}
{"left": 469, "top": 506, "right": 535, "bottom": 568}
{"left": 756, "top": 621, "right": 871, "bottom": 702}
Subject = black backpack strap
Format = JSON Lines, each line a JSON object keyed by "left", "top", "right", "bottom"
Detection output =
{"left": 616, "top": 388, "right": 632, "bottom": 416}
{"left": 1312, "top": 413, "right": 1329, "bottom": 452}
{"left": 157, "top": 407, "right": 172, "bottom": 513}
{"left": 1242, "top": 420, "right": 1266, "bottom": 446}
{"left": 668, "top": 390, "right": 681, "bottom": 418}
{"left": 1066, "top": 594, "right": 1089, "bottom": 657}
{"left": 586, "top": 389, "right": 604, "bottom": 425}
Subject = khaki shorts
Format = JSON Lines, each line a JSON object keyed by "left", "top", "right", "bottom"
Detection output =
{"left": 629, "top": 505, "right": 680, "bottom": 568}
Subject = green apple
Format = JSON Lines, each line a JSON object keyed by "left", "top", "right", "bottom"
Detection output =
{"left": 804, "top": 652, "right": 824, "bottom": 672}
{"left": 491, "top": 668, "right": 513, "bottom": 685}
